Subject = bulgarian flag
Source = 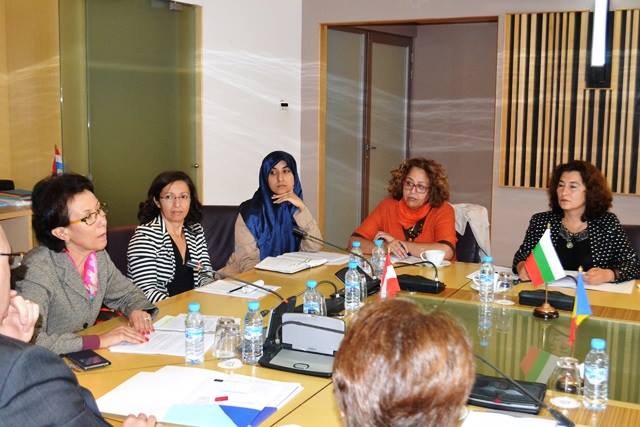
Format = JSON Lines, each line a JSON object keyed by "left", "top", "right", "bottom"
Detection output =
{"left": 569, "top": 269, "right": 592, "bottom": 346}
{"left": 379, "top": 254, "right": 400, "bottom": 299}
{"left": 52, "top": 145, "right": 64, "bottom": 176}
{"left": 524, "top": 228, "right": 566, "bottom": 286}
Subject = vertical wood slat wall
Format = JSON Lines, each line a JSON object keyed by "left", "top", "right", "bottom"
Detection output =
{"left": 500, "top": 10, "right": 640, "bottom": 195}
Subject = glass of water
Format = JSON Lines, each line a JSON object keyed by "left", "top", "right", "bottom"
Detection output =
{"left": 495, "top": 271, "right": 515, "bottom": 305}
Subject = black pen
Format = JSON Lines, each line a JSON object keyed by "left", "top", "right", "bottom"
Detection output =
{"left": 228, "top": 285, "right": 245, "bottom": 294}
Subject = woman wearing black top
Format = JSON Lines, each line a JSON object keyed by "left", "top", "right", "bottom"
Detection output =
{"left": 513, "top": 160, "right": 640, "bottom": 285}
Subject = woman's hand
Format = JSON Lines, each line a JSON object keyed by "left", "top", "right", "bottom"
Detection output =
{"left": 99, "top": 325, "right": 147, "bottom": 348}
{"left": 129, "top": 309, "right": 154, "bottom": 335}
{"left": 516, "top": 262, "right": 530, "bottom": 281}
{"left": 584, "top": 268, "right": 615, "bottom": 285}
{"left": 0, "top": 291, "right": 39, "bottom": 342}
{"left": 373, "top": 232, "right": 394, "bottom": 243}
{"left": 272, "top": 192, "right": 305, "bottom": 210}
{"left": 123, "top": 413, "right": 160, "bottom": 427}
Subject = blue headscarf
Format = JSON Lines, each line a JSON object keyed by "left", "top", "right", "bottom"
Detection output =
{"left": 240, "top": 151, "right": 303, "bottom": 259}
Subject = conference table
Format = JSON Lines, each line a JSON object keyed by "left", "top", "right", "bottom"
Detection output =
{"left": 76, "top": 260, "right": 640, "bottom": 426}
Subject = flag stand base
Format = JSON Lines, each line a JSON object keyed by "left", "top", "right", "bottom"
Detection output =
{"left": 533, "top": 302, "right": 559, "bottom": 320}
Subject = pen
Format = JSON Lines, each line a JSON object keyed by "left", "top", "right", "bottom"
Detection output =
{"left": 214, "top": 395, "right": 228, "bottom": 402}
{"left": 228, "top": 285, "right": 245, "bottom": 294}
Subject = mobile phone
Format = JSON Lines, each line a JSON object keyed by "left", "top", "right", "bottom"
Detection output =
{"left": 65, "top": 350, "right": 111, "bottom": 371}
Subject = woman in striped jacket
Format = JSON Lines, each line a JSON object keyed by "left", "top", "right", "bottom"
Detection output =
{"left": 127, "top": 171, "right": 213, "bottom": 303}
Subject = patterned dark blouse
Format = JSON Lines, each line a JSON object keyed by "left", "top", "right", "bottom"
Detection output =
{"left": 512, "top": 211, "right": 640, "bottom": 282}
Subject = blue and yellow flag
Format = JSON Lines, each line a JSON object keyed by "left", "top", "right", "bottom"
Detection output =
{"left": 569, "top": 268, "right": 592, "bottom": 346}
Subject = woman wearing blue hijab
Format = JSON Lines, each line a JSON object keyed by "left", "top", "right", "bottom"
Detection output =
{"left": 221, "top": 151, "right": 322, "bottom": 274}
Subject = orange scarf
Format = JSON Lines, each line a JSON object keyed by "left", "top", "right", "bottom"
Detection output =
{"left": 397, "top": 199, "right": 431, "bottom": 228}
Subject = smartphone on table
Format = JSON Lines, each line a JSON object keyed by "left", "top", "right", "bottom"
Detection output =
{"left": 65, "top": 350, "right": 111, "bottom": 371}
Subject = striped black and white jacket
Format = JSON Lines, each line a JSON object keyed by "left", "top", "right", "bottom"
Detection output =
{"left": 127, "top": 215, "right": 213, "bottom": 303}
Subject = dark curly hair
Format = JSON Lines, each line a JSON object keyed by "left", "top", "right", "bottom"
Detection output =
{"left": 548, "top": 160, "right": 612, "bottom": 221}
{"left": 387, "top": 158, "right": 450, "bottom": 208}
{"left": 31, "top": 173, "right": 94, "bottom": 252}
{"left": 137, "top": 171, "right": 202, "bottom": 225}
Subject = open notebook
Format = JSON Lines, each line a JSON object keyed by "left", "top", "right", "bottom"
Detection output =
{"left": 255, "top": 253, "right": 328, "bottom": 274}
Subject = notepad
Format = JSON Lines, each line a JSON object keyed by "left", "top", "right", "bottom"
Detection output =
{"left": 255, "top": 254, "right": 327, "bottom": 274}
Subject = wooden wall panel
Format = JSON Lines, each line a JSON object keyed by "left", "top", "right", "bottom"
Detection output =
{"left": 500, "top": 10, "right": 640, "bottom": 195}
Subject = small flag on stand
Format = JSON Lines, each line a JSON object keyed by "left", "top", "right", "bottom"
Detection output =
{"left": 379, "top": 254, "right": 400, "bottom": 299}
{"left": 52, "top": 145, "right": 64, "bottom": 176}
{"left": 569, "top": 268, "right": 592, "bottom": 346}
{"left": 524, "top": 228, "right": 566, "bottom": 286}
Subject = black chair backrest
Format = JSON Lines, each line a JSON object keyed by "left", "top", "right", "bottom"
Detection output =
{"left": 0, "top": 180, "right": 15, "bottom": 191}
{"left": 456, "top": 223, "right": 481, "bottom": 263}
{"left": 622, "top": 224, "right": 640, "bottom": 258}
{"left": 106, "top": 225, "right": 137, "bottom": 276}
{"left": 201, "top": 205, "right": 239, "bottom": 271}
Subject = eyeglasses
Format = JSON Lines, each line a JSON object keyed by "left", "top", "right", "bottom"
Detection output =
{"left": 69, "top": 203, "right": 108, "bottom": 226}
{"left": 159, "top": 194, "right": 191, "bottom": 203}
{"left": 0, "top": 252, "right": 24, "bottom": 269}
{"left": 403, "top": 180, "right": 429, "bottom": 194}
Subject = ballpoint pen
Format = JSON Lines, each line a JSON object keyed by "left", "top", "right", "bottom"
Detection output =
{"left": 228, "top": 285, "right": 245, "bottom": 294}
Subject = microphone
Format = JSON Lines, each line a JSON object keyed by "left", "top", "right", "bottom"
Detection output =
{"left": 474, "top": 353, "right": 575, "bottom": 427}
{"left": 292, "top": 226, "right": 376, "bottom": 275}
{"left": 186, "top": 261, "right": 288, "bottom": 303}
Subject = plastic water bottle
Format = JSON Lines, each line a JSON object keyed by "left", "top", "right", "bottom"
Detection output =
{"left": 303, "top": 280, "right": 326, "bottom": 316}
{"left": 583, "top": 338, "right": 609, "bottom": 411}
{"left": 242, "top": 301, "right": 263, "bottom": 365}
{"left": 350, "top": 240, "right": 365, "bottom": 268}
{"left": 370, "top": 239, "right": 386, "bottom": 278}
{"left": 344, "top": 261, "right": 361, "bottom": 314}
{"left": 478, "top": 256, "right": 495, "bottom": 303}
{"left": 185, "top": 302, "right": 204, "bottom": 364}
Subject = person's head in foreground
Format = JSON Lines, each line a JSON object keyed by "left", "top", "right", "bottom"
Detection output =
{"left": 333, "top": 298, "right": 475, "bottom": 427}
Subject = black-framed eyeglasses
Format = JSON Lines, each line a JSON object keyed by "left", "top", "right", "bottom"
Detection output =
{"left": 0, "top": 252, "right": 24, "bottom": 269}
{"left": 403, "top": 179, "right": 429, "bottom": 194}
{"left": 69, "top": 202, "right": 108, "bottom": 226}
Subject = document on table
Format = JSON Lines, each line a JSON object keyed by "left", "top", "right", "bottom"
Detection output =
{"left": 108, "top": 330, "right": 215, "bottom": 357}
{"left": 255, "top": 254, "right": 327, "bottom": 274}
{"left": 97, "top": 365, "right": 303, "bottom": 427}
{"left": 284, "top": 250, "right": 350, "bottom": 265}
{"left": 194, "top": 279, "right": 280, "bottom": 299}
{"left": 547, "top": 270, "right": 635, "bottom": 294}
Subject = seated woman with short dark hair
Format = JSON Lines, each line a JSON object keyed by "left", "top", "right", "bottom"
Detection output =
{"left": 333, "top": 298, "right": 475, "bottom": 427}
{"left": 15, "top": 174, "right": 157, "bottom": 355}
{"left": 513, "top": 160, "right": 640, "bottom": 285}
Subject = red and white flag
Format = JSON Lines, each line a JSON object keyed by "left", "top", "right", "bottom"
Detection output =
{"left": 379, "top": 254, "right": 400, "bottom": 299}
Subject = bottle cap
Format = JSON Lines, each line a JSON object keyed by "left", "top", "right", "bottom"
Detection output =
{"left": 188, "top": 302, "right": 200, "bottom": 312}
{"left": 248, "top": 301, "right": 259, "bottom": 311}
{"left": 591, "top": 338, "right": 606, "bottom": 350}
{"left": 482, "top": 256, "right": 493, "bottom": 263}
{"left": 352, "top": 240, "right": 361, "bottom": 248}
{"left": 374, "top": 239, "right": 383, "bottom": 247}
{"left": 348, "top": 260, "right": 358, "bottom": 269}
{"left": 307, "top": 280, "right": 317, "bottom": 288}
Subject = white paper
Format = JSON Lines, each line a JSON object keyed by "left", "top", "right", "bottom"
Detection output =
{"left": 154, "top": 314, "right": 239, "bottom": 333}
{"left": 285, "top": 251, "right": 349, "bottom": 265}
{"left": 547, "top": 270, "right": 635, "bottom": 294}
{"left": 108, "top": 330, "right": 215, "bottom": 356}
{"left": 462, "top": 410, "right": 557, "bottom": 426}
{"left": 255, "top": 254, "right": 327, "bottom": 274}
{"left": 194, "top": 279, "right": 280, "bottom": 299}
{"left": 97, "top": 366, "right": 303, "bottom": 421}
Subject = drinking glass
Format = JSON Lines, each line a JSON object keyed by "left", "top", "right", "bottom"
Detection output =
{"left": 214, "top": 318, "right": 240, "bottom": 359}
{"left": 495, "top": 271, "right": 515, "bottom": 305}
{"left": 548, "top": 357, "right": 582, "bottom": 407}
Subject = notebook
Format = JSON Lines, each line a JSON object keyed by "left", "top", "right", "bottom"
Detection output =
{"left": 255, "top": 254, "right": 327, "bottom": 274}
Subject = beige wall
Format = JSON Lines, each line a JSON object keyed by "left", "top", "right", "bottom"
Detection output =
{"left": 301, "top": 0, "right": 640, "bottom": 266}
{"left": 1, "top": 0, "right": 61, "bottom": 190}
{"left": 0, "top": 1, "right": 10, "bottom": 179}
{"left": 409, "top": 22, "right": 497, "bottom": 214}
